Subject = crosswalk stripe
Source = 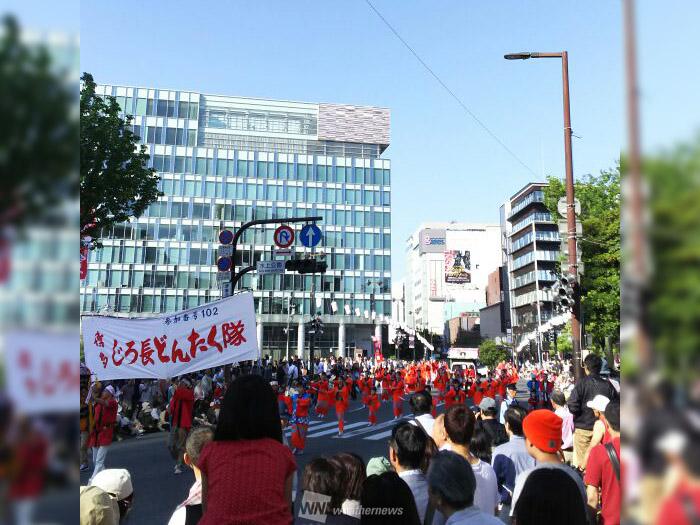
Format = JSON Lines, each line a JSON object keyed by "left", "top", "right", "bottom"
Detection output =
{"left": 365, "top": 429, "right": 394, "bottom": 441}
{"left": 307, "top": 421, "right": 368, "bottom": 438}
{"left": 334, "top": 416, "right": 411, "bottom": 439}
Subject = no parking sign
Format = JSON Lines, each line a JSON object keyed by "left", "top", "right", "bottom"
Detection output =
{"left": 274, "top": 225, "right": 294, "bottom": 248}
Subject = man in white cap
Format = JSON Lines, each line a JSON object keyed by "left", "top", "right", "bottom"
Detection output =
{"left": 88, "top": 384, "right": 118, "bottom": 482}
{"left": 581, "top": 394, "right": 611, "bottom": 468}
{"left": 91, "top": 468, "right": 134, "bottom": 523}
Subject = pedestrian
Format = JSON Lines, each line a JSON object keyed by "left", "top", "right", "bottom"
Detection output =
{"left": 567, "top": 354, "right": 618, "bottom": 469}
{"left": 582, "top": 394, "right": 612, "bottom": 468}
{"left": 87, "top": 384, "right": 118, "bottom": 482}
{"left": 584, "top": 400, "right": 621, "bottom": 525}
{"left": 361, "top": 471, "right": 421, "bottom": 525}
{"left": 551, "top": 390, "right": 575, "bottom": 464}
{"left": 90, "top": 468, "right": 134, "bottom": 524}
{"left": 409, "top": 390, "right": 436, "bottom": 438}
{"left": 509, "top": 409, "right": 590, "bottom": 522}
{"left": 8, "top": 419, "right": 47, "bottom": 525}
{"left": 512, "top": 467, "right": 588, "bottom": 525}
{"left": 167, "top": 426, "right": 214, "bottom": 525}
{"left": 198, "top": 374, "right": 296, "bottom": 525}
{"left": 391, "top": 376, "right": 405, "bottom": 419}
{"left": 491, "top": 406, "right": 535, "bottom": 519}
{"left": 298, "top": 457, "right": 358, "bottom": 524}
{"left": 476, "top": 397, "right": 508, "bottom": 448}
{"left": 498, "top": 383, "right": 521, "bottom": 425}
{"left": 328, "top": 453, "right": 366, "bottom": 520}
{"left": 389, "top": 421, "right": 431, "bottom": 523}
{"left": 426, "top": 450, "right": 502, "bottom": 525}
{"left": 443, "top": 405, "right": 499, "bottom": 516}
{"left": 169, "top": 377, "right": 194, "bottom": 475}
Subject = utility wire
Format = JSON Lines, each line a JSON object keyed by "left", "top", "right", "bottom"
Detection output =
{"left": 363, "top": 0, "right": 538, "bottom": 178}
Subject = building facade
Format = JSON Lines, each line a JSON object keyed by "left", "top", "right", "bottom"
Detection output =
{"left": 80, "top": 85, "right": 392, "bottom": 359}
{"left": 500, "top": 182, "right": 560, "bottom": 349}
{"left": 404, "top": 223, "right": 501, "bottom": 336}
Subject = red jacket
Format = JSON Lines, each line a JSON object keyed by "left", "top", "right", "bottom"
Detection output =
{"left": 88, "top": 398, "right": 118, "bottom": 447}
{"left": 170, "top": 386, "right": 194, "bottom": 430}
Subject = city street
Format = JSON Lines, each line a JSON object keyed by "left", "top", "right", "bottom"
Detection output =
{"left": 76, "top": 380, "right": 529, "bottom": 524}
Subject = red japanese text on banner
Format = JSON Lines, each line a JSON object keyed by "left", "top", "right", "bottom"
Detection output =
{"left": 81, "top": 292, "right": 258, "bottom": 380}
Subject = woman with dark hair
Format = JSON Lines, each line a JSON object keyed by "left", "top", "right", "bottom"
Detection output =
{"left": 512, "top": 467, "right": 588, "bottom": 525}
{"left": 470, "top": 424, "right": 493, "bottom": 464}
{"left": 329, "top": 453, "right": 366, "bottom": 519}
{"left": 360, "top": 472, "right": 421, "bottom": 525}
{"left": 299, "top": 458, "right": 359, "bottom": 524}
{"left": 198, "top": 375, "right": 296, "bottom": 525}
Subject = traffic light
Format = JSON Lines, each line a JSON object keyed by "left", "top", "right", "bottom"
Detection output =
{"left": 284, "top": 259, "right": 327, "bottom": 274}
{"left": 307, "top": 316, "right": 324, "bottom": 335}
{"left": 551, "top": 273, "right": 576, "bottom": 310}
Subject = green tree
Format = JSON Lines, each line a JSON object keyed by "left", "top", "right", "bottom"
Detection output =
{"left": 80, "top": 72, "right": 160, "bottom": 246}
{"left": 479, "top": 339, "right": 509, "bottom": 369}
{"left": 554, "top": 322, "right": 573, "bottom": 355}
{"left": 643, "top": 136, "right": 700, "bottom": 376}
{"left": 0, "top": 16, "right": 76, "bottom": 231}
{"left": 543, "top": 168, "right": 621, "bottom": 351}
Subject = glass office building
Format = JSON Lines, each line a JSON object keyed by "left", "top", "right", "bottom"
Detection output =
{"left": 80, "top": 85, "right": 392, "bottom": 359}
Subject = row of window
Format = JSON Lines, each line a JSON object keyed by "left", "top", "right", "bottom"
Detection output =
{"left": 151, "top": 156, "right": 391, "bottom": 186}
{"left": 154, "top": 178, "right": 391, "bottom": 205}
{"left": 135, "top": 126, "right": 197, "bottom": 147}
{"left": 82, "top": 290, "right": 391, "bottom": 317}
{"left": 112, "top": 96, "right": 199, "bottom": 120}
{"left": 511, "top": 212, "right": 553, "bottom": 234}
{"left": 510, "top": 229, "right": 560, "bottom": 253}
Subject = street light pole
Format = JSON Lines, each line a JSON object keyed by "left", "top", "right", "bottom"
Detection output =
{"left": 504, "top": 50, "right": 583, "bottom": 380}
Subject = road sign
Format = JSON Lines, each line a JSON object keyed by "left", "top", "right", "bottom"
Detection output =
{"left": 409, "top": 335, "right": 415, "bottom": 349}
{"left": 273, "top": 247, "right": 294, "bottom": 257}
{"left": 257, "top": 260, "right": 285, "bottom": 275}
{"left": 218, "top": 245, "right": 233, "bottom": 257}
{"left": 220, "top": 282, "right": 232, "bottom": 297}
{"left": 274, "top": 225, "right": 295, "bottom": 248}
{"left": 299, "top": 224, "right": 322, "bottom": 248}
{"left": 216, "top": 271, "right": 230, "bottom": 282}
{"left": 557, "top": 197, "right": 581, "bottom": 217}
{"left": 219, "top": 229, "right": 234, "bottom": 245}
{"left": 558, "top": 220, "right": 583, "bottom": 236}
{"left": 216, "top": 257, "right": 232, "bottom": 272}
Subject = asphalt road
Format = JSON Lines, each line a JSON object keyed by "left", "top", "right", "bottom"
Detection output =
{"left": 72, "top": 379, "right": 530, "bottom": 524}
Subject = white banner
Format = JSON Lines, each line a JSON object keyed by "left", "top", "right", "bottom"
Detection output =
{"left": 4, "top": 331, "right": 79, "bottom": 415}
{"left": 82, "top": 292, "right": 258, "bottom": 380}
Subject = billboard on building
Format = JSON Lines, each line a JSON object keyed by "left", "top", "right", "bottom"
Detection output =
{"left": 419, "top": 228, "right": 446, "bottom": 253}
{"left": 445, "top": 250, "right": 471, "bottom": 284}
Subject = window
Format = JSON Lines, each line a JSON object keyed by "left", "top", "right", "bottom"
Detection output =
{"left": 167, "top": 99, "right": 175, "bottom": 117}
{"left": 277, "top": 163, "right": 288, "bottom": 179}
{"left": 297, "top": 164, "right": 309, "bottom": 181}
{"left": 336, "top": 166, "right": 346, "bottom": 183}
{"left": 154, "top": 127, "right": 162, "bottom": 144}
{"left": 165, "top": 128, "right": 176, "bottom": 145}
{"left": 237, "top": 160, "right": 248, "bottom": 177}
{"left": 187, "top": 130, "right": 196, "bottom": 146}
{"left": 146, "top": 99, "right": 155, "bottom": 115}
{"left": 189, "top": 103, "right": 199, "bottom": 120}
{"left": 178, "top": 101, "right": 189, "bottom": 119}
{"left": 355, "top": 168, "right": 365, "bottom": 184}
{"left": 135, "top": 98, "right": 147, "bottom": 115}
{"left": 192, "top": 203, "right": 210, "bottom": 219}
{"left": 317, "top": 166, "right": 327, "bottom": 182}
{"left": 195, "top": 157, "right": 207, "bottom": 175}
{"left": 146, "top": 127, "right": 156, "bottom": 143}
{"left": 157, "top": 99, "right": 168, "bottom": 117}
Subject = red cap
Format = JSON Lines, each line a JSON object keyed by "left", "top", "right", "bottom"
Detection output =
{"left": 523, "top": 409, "right": 562, "bottom": 453}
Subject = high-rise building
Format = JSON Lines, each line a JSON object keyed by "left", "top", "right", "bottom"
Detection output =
{"left": 500, "top": 182, "right": 560, "bottom": 349}
{"left": 80, "top": 85, "right": 392, "bottom": 359}
{"left": 404, "top": 223, "right": 501, "bottom": 336}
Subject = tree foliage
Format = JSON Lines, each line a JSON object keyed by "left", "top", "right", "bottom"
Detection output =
{"left": 643, "top": 136, "right": 700, "bottom": 374}
{"left": 0, "top": 15, "right": 76, "bottom": 231}
{"left": 80, "top": 72, "right": 160, "bottom": 245}
{"left": 543, "top": 168, "right": 621, "bottom": 351}
{"left": 478, "top": 339, "right": 509, "bottom": 369}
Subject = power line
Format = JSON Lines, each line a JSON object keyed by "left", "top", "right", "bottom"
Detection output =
{"left": 363, "top": 0, "right": 538, "bottom": 178}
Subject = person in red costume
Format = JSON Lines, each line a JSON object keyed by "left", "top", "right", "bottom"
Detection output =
{"left": 88, "top": 384, "right": 118, "bottom": 482}
{"left": 314, "top": 375, "right": 330, "bottom": 418}
{"left": 335, "top": 390, "right": 346, "bottom": 435}
{"left": 367, "top": 386, "right": 380, "bottom": 426}
{"left": 390, "top": 376, "right": 405, "bottom": 419}
{"left": 288, "top": 383, "right": 312, "bottom": 455}
{"left": 169, "top": 377, "right": 195, "bottom": 474}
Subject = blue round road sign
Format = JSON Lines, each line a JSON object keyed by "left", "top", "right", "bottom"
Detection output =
{"left": 300, "top": 224, "right": 322, "bottom": 248}
{"left": 217, "top": 256, "right": 232, "bottom": 272}
{"left": 219, "top": 229, "right": 234, "bottom": 245}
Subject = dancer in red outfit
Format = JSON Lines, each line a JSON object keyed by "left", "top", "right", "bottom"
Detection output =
{"left": 367, "top": 387, "right": 380, "bottom": 425}
{"left": 390, "top": 377, "right": 404, "bottom": 419}
{"left": 288, "top": 384, "right": 311, "bottom": 455}
{"left": 335, "top": 390, "right": 346, "bottom": 435}
{"left": 314, "top": 376, "right": 330, "bottom": 418}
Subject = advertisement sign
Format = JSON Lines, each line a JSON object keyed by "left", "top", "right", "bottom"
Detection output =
{"left": 445, "top": 250, "right": 471, "bottom": 284}
{"left": 82, "top": 293, "right": 258, "bottom": 380}
{"left": 418, "top": 228, "right": 446, "bottom": 254}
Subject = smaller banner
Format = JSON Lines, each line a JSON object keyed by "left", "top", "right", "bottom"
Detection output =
{"left": 445, "top": 250, "right": 471, "bottom": 284}
{"left": 5, "top": 331, "right": 79, "bottom": 415}
{"left": 82, "top": 292, "right": 258, "bottom": 380}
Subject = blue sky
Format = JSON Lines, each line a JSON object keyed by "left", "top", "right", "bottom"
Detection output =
{"left": 5, "top": 1, "right": 696, "bottom": 281}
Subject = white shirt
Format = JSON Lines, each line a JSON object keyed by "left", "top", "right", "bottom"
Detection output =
{"left": 444, "top": 506, "right": 502, "bottom": 525}
{"left": 410, "top": 413, "right": 436, "bottom": 438}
